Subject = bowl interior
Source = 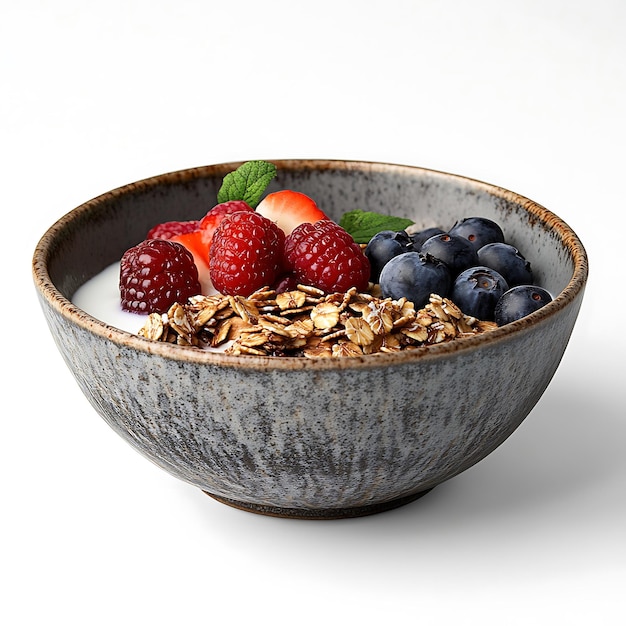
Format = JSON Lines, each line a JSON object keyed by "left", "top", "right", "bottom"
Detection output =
{"left": 34, "top": 159, "right": 588, "bottom": 367}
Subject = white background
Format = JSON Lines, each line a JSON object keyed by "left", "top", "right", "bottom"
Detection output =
{"left": 3, "top": 1, "right": 625, "bottom": 624}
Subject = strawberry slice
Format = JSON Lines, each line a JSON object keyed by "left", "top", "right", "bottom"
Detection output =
{"left": 171, "top": 230, "right": 214, "bottom": 295}
{"left": 255, "top": 190, "right": 328, "bottom": 235}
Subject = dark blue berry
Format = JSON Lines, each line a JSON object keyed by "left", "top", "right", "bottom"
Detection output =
{"left": 451, "top": 266, "right": 509, "bottom": 321}
{"left": 494, "top": 285, "right": 552, "bottom": 326}
{"left": 420, "top": 233, "right": 479, "bottom": 277}
{"left": 379, "top": 252, "right": 451, "bottom": 309}
{"left": 477, "top": 242, "right": 533, "bottom": 287}
{"left": 408, "top": 227, "right": 446, "bottom": 251}
{"left": 364, "top": 230, "right": 414, "bottom": 282}
{"left": 448, "top": 216, "right": 505, "bottom": 252}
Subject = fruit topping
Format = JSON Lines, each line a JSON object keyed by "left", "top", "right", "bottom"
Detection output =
{"left": 450, "top": 266, "right": 509, "bottom": 321}
{"left": 368, "top": 214, "right": 548, "bottom": 326}
{"left": 119, "top": 239, "right": 201, "bottom": 314}
{"left": 379, "top": 252, "right": 451, "bottom": 309}
{"left": 419, "top": 232, "right": 480, "bottom": 277}
{"left": 147, "top": 220, "right": 200, "bottom": 240}
{"left": 198, "top": 200, "right": 255, "bottom": 247}
{"left": 494, "top": 285, "right": 552, "bottom": 326}
{"left": 172, "top": 200, "right": 254, "bottom": 261}
{"left": 364, "top": 230, "right": 415, "bottom": 282}
{"left": 408, "top": 227, "right": 446, "bottom": 250}
{"left": 256, "top": 190, "right": 329, "bottom": 235}
{"left": 169, "top": 230, "right": 213, "bottom": 295}
{"left": 117, "top": 160, "right": 553, "bottom": 351}
{"left": 209, "top": 211, "right": 285, "bottom": 296}
{"left": 477, "top": 242, "right": 533, "bottom": 287}
{"left": 284, "top": 220, "right": 371, "bottom": 293}
{"left": 448, "top": 216, "right": 505, "bottom": 251}
{"left": 170, "top": 201, "right": 255, "bottom": 294}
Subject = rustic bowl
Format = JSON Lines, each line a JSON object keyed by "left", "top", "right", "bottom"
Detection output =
{"left": 32, "top": 160, "right": 588, "bottom": 519}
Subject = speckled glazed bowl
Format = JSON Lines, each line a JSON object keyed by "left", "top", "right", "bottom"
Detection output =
{"left": 33, "top": 160, "right": 588, "bottom": 519}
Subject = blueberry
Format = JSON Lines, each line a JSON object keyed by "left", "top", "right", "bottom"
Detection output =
{"left": 379, "top": 252, "right": 451, "bottom": 309}
{"left": 364, "top": 230, "right": 414, "bottom": 282}
{"left": 420, "top": 233, "right": 479, "bottom": 277}
{"left": 408, "top": 226, "right": 446, "bottom": 251}
{"left": 448, "top": 217, "right": 505, "bottom": 251}
{"left": 477, "top": 242, "right": 533, "bottom": 287}
{"left": 451, "top": 266, "right": 509, "bottom": 321}
{"left": 494, "top": 285, "right": 552, "bottom": 326}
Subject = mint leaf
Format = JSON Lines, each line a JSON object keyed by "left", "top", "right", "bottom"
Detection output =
{"left": 339, "top": 210, "right": 414, "bottom": 244}
{"left": 217, "top": 160, "right": 277, "bottom": 208}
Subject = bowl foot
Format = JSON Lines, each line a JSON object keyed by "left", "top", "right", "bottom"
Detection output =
{"left": 203, "top": 488, "right": 434, "bottom": 520}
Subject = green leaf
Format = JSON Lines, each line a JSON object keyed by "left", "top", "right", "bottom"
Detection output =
{"left": 339, "top": 210, "right": 414, "bottom": 244}
{"left": 217, "top": 160, "right": 277, "bottom": 208}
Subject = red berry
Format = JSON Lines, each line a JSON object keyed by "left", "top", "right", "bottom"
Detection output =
{"left": 147, "top": 220, "right": 199, "bottom": 240}
{"left": 201, "top": 200, "right": 254, "bottom": 227}
{"left": 173, "top": 200, "right": 254, "bottom": 262}
{"left": 170, "top": 230, "right": 212, "bottom": 295}
{"left": 171, "top": 201, "right": 255, "bottom": 294}
{"left": 209, "top": 211, "right": 285, "bottom": 296}
{"left": 197, "top": 200, "right": 255, "bottom": 254}
{"left": 120, "top": 239, "right": 201, "bottom": 314}
{"left": 256, "top": 190, "right": 328, "bottom": 235}
{"left": 284, "top": 221, "right": 370, "bottom": 293}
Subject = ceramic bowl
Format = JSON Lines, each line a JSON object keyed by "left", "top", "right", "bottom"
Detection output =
{"left": 33, "top": 160, "right": 588, "bottom": 519}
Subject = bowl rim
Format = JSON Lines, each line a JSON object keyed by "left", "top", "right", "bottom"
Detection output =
{"left": 32, "top": 159, "right": 589, "bottom": 371}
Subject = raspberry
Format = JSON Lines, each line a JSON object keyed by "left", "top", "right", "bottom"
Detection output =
{"left": 284, "top": 220, "right": 371, "bottom": 293}
{"left": 196, "top": 200, "right": 255, "bottom": 255}
{"left": 120, "top": 239, "right": 201, "bottom": 314}
{"left": 209, "top": 211, "right": 285, "bottom": 296}
{"left": 146, "top": 220, "right": 200, "bottom": 240}
{"left": 200, "top": 200, "right": 254, "bottom": 227}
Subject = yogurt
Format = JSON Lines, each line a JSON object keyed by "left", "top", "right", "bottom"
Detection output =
{"left": 73, "top": 262, "right": 148, "bottom": 333}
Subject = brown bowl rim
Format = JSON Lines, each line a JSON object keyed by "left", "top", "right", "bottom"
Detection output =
{"left": 32, "top": 159, "right": 589, "bottom": 371}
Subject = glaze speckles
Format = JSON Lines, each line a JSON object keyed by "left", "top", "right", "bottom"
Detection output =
{"left": 33, "top": 160, "right": 588, "bottom": 518}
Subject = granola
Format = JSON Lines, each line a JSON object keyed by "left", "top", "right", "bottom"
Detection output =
{"left": 138, "top": 285, "right": 498, "bottom": 358}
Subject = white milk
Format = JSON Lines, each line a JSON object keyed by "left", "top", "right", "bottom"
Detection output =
{"left": 72, "top": 263, "right": 229, "bottom": 353}
{"left": 72, "top": 262, "right": 148, "bottom": 334}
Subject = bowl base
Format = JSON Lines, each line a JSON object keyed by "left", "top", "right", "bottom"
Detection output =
{"left": 203, "top": 488, "right": 434, "bottom": 520}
